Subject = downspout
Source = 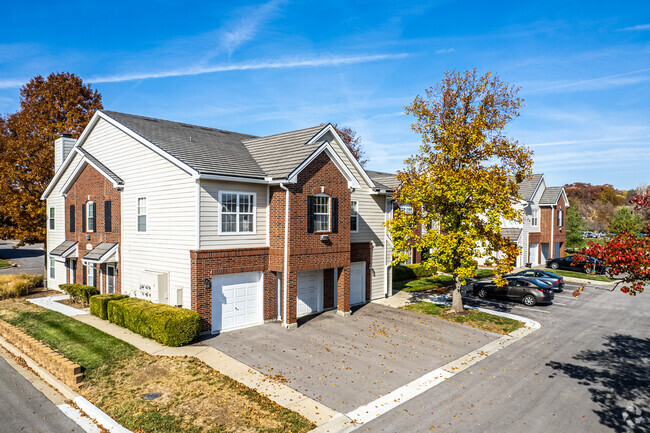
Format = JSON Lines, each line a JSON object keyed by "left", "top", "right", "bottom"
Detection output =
{"left": 279, "top": 183, "right": 290, "bottom": 328}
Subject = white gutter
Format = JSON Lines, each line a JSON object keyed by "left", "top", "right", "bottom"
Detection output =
{"left": 279, "top": 183, "right": 290, "bottom": 328}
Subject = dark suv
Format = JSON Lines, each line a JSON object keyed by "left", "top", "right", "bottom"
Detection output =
{"left": 472, "top": 277, "right": 554, "bottom": 306}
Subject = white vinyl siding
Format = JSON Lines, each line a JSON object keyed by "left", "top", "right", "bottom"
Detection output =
{"left": 200, "top": 180, "right": 267, "bottom": 249}
{"left": 46, "top": 152, "right": 82, "bottom": 290}
{"left": 79, "top": 118, "right": 196, "bottom": 309}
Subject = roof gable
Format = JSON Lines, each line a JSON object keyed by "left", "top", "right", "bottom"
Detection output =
{"left": 60, "top": 148, "right": 124, "bottom": 197}
{"left": 518, "top": 173, "right": 544, "bottom": 202}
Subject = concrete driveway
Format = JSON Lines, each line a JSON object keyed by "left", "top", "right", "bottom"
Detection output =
{"left": 199, "top": 302, "right": 500, "bottom": 413}
{"left": 0, "top": 240, "right": 45, "bottom": 275}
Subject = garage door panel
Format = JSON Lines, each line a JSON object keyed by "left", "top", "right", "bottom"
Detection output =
{"left": 212, "top": 272, "right": 262, "bottom": 333}
{"left": 297, "top": 270, "right": 324, "bottom": 317}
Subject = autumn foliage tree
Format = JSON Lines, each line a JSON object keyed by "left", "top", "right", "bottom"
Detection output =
{"left": 575, "top": 194, "right": 650, "bottom": 296}
{"left": 0, "top": 72, "right": 102, "bottom": 245}
{"left": 387, "top": 69, "right": 533, "bottom": 313}
{"left": 326, "top": 124, "right": 368, "bottom": 167}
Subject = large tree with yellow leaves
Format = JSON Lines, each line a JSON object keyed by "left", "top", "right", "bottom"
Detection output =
{"left": 387, "top": 69, "right": 533, "bottom": 313}
{"left": 0, "top": 72, "right": 102, "bottom": 246}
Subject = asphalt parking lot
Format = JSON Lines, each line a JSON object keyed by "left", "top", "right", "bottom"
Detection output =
{"left": 200, "top": 302, "right": 501, "bottom": 413}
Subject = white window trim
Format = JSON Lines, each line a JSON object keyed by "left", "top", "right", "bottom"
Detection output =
{"left": 136, "top": 197, "right": 148, "bottom": 234}
{"left": 351, "top": 199, "right": 359, "bottom": 233}
{"left": 531, "top": 208, "right": 540, "bottom": 228}
{"left": 218, "top": 191, "right": 257, "bottom": 235}
{"left": 49, "top": 207, "right": 55, "bottom": 230}
{"left": 557, "top": 209, "right": 563, "bottom": 227}
{"left": 49, "top": 258, "right": 55, "bottom": 279}
{"left": 86, "top": 264, "right": 95, "bottom": 287}
{"left": 106, "top": 264, "right": 115, "bottom": 294}
{"left": 313, "top": 193, "right": 330, "bottom": 233}
{"left": 86, "top": 201, "right": 95, "bottom": 232}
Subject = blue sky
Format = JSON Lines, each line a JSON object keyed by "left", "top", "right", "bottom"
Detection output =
{"left": 1, "top": 0, "right": 649, "bottom": 189}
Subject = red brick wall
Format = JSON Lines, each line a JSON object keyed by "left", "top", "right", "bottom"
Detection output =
{"left": 64, "top": 164, "right": 121, "bottom": 293}
{"left": 538, "top": 194, "right": 567, "bottom": 259}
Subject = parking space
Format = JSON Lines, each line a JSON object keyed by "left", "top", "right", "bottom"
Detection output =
{"left": 197, "top": 302, "right": 501, "bottom": 413}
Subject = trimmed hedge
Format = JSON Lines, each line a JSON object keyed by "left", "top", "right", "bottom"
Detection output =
{"left": 392, "top": 264, "right": 435, "bottom": 282}
{"left": 60, "top": 284, "right": 99, "bottom": 306}
{"left": 107, "top": 298, "right": 201, "bottom": 347}
{"left": 89, "top": 293, "right": 129, "bottom": 320}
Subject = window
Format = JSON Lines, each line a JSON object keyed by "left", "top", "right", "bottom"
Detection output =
{"left": 69, "top": 205, "right": 75, "bottom": 232}
{"left": 86, "top": 265, "right": 95, "bottom": 287}
{"left": 86, "top": 201, "right": 95, "bottom": 232}
{"left": 313, "top": 195, "right": 330, "bottom": 232}
{"left": 400, "top": 204, "right": 413, "bottom": 215}
{"left": 531, "top": 209, "right": 539, "bottom": 226}
{"left": 49, "top": 258, "right": 55, "bottom": 279}
{"left": 106, "top": 265, "right": 115, "bottom": 294}
{"left": 49, "top": 207, "right": 55, "bottom": 230}
{"left": 351, "top": 200, "right": 359, "bottom": 232}
{"left": 557, "top": 209, "right": 564, "bottom": 227}
{"left": 219, "top": 192, "right": 255, "bottom": 233}
{"left": 137, "top": 198, "right": 147, "bottom": 232}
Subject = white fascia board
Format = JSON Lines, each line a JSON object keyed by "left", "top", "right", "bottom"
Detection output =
{"left": 287, "top": 142, "right": 361, "bottom": 188}
{"left": 529, "top": 175, "right": 546, "bottom": 204}
{"left": 96, "top": 111, "right": 198, "bottom": 178}
{"left": 82, "top": 244, "right": 119, "bottom": 264}
{"left": 59, "top": 150, "right": 123, "bottom": 197}
{"left": 197, "top": 173, "right": 272, "bottom": 184}
{"left": 307, "top": 124, "right": 375, "bottom": 189}
{"left": 561, "top": 189, "right": 570, "bottom": 207}
{"left": 41, "top": 113, "right": 102, "bottom": 200}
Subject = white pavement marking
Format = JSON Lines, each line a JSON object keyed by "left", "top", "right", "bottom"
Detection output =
{"left": 58, "top": 404, "right": 102, "bottom": 433}
{"left": 514, "top": 307, "right": 551, "bottom": 314}
{"left": 27, "top": 295, "right": 88, "bottom": 317}
{"left": 552, "top": 302, "right": 567, "bottom": 306}
{"left": 344, "top": 304, "right": 541, "bottom": 425}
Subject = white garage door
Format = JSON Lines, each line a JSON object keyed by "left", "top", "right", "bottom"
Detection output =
{"left": 350, "top": 261, "right": 366, "bottom": 305}
{"left": 297, "top": 270, "right": 323, "bottom": 317}
{"left": 212, "top": 272, "right": 262, "bottom": 333}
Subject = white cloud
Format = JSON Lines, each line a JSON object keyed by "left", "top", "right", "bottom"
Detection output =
{"left": 218, "top": 0, "right": 283, "bottom": 55}
{"left": 523, "top": 68, "right": 650, "bottom": 94}
{"left": 87, "top": 53, "right": 408, "bottom": 84}
{"left": 619, "top": 24, "right": 650, "bottom": 31}
{"left": 0, "top": 78, "right": 27, "bottom": 89}
{"left": 435, "top": 48, "right": 455, "bottom": 54}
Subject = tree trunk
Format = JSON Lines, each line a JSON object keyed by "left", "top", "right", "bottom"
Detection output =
{"left": 450, "top": 274, "right": 465, "bottom": 313}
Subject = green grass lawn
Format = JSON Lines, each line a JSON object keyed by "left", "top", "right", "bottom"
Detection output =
{"left": 395, "top": 268, "right": 495, "bottom": 293}
{"left": 0, "top": 258, "right": 10, "bottom": 268}
{"left": 549, "top": 269, "right": 615, "bottom": 282}
{"left": 0, "top": 300, "right": 314, "bottom": 433}
{"left": 402, "top": 302, "right": 524, "bottom": 334}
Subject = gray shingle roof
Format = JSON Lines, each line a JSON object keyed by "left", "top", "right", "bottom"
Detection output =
{"left": 50, "top": 241, "right": 77, "bottom": 256}
{"left": 76, "top": 147, "right": 124, "bottom": 185}
{"left": 83, "top": 242, "right": 118, "bottom": 262}
{"left": 518, "top": 174, "right": 543, "bottom": 201}
{"left": 242, "top": 125, "right": 325, "bottom": 179}
{"left": 100, "top": 110, "right": 266, "bottom": 179}
{"left": 501, "top": 228, "right": 522, "bottom": 241}
{"left": 366, "top": 170, "right": 399, "bottom": 191}
{"left": 540, "top": 186, "right": 563, "bottom": 205}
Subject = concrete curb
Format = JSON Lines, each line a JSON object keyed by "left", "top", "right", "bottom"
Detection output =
{"left": 0, "top": 335, "right": 132, "bottom": 433}
{"left": 560, "top": 275, "right": 616, "bottom": 286}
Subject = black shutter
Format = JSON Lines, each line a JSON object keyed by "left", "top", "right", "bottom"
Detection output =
{"left": 81, "top": 204, "right": 86, "bottom": 232}
{"left": 307, "top": 196, "right": 315, "bottom": 233}
{"left": 93, "top": 202, "right": 99, "bottom": 232}
{"left": 105, "top": 201, "right": 112, "bottom": 232}
{"left": 82, "top": 265, "right": 86, "bottom": 285}
{"left": 332, "top": 198, "right": 339, "bottom": 233}
{"left": 69, "top": 205, "right": 75, "bottom": 232}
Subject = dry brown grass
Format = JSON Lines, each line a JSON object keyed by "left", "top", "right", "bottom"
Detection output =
{"left": 0, "top": 274, "right": 44, "bottom": 300}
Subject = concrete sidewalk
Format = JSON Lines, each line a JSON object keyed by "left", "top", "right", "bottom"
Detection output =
{"left": 73, "top": 314, "right": 339, "bottom": 426}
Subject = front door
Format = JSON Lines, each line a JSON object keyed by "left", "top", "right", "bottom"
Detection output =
{"left": 350, "top": 262, "right": 366, "bottom": 305}
{"left": 106, "top": 265, "right": 115, "bottom": 294}
{"left": 529, "top": 243, "right": 539, "bottom": 266}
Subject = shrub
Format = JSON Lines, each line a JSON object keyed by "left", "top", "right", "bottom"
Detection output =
{"left": 60, "top": 284, "right": 99, "bottom": 306}
{"left": 107, "top": 298, "right": 200, "bottom": 347}
{"left": 0, "top": 274, "right": 44, "bottom": 299}
{"left": 89, "top": 293, "right": 129, "bottom": 320}
{"left": 392, "top": 264, "right": 435, "bottom": 282}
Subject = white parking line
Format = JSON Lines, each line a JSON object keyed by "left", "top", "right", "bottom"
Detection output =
{"left": 552, "top": 302, "right": 567, "bottom": 306}
{"left": 514, "top": 307, "right": 551, "bottom": 314}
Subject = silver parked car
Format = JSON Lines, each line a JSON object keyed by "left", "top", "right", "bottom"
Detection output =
{"left": 507, "top": 269, "right": 565, "bottom": 292}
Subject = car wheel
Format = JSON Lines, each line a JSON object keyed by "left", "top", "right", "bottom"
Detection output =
{"left": 477, "top": 288, "right": 488, "bottom": 299}
{"left": 522, "top": 294, "right": 537, "bottom": 306}
{"left": 550, "top": 262, "right": 559, "bottom": 270}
